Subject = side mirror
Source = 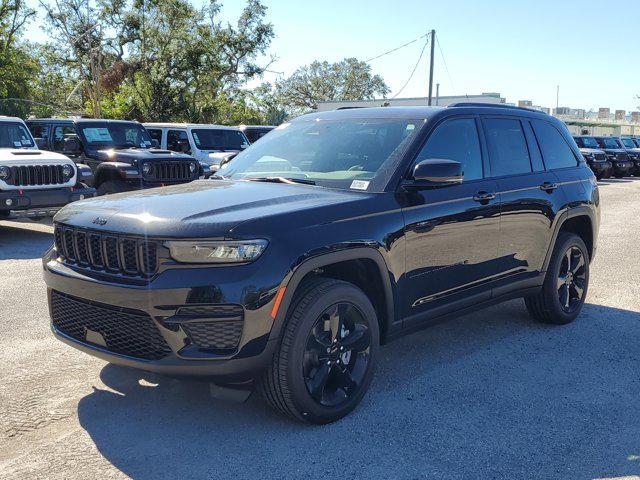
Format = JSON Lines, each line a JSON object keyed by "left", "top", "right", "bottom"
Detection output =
{"left": 34, "top": 138, "right": 46, "bottom": 150}
{"left": 408, "top": 159, "right": 463, "bottom": 187}
{"left": 150, "top": 139, "right": 159, "bottom": 149}
{"left": 63, "top": 137, "right": 81, "bottom": 154}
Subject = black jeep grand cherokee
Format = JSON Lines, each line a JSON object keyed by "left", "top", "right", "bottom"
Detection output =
{"left": 27, "top": 119, "right": 203, "bottom": 195}
{"left": 44, "top": 104, "right": 599, "bottom": 424}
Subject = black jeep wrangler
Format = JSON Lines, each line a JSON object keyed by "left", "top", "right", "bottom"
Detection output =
{"left": 592, "top": 136, "right": 634, "bottom": 178}
{"left": 26, "top": 119, "right": 203, "bottom": 195}
{"left": 44, "top": 104, "right": 599, "bottom": 424}
{"left": 619, "top": 137, "right": 640, "bottom": 175}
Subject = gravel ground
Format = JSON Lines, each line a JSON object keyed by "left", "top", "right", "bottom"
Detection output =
{"left": 1, "top": 179, "right": 640, "bottom": 480}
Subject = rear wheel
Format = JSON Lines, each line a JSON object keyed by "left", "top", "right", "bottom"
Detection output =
{"left": 261, "top": 278, "right": 379, "bottom": 424}
{"left": 97, "top": 179, "right": 130, "bottom": 196}
{"left": 525, "top": 232, "right": 589, "bottom": 325}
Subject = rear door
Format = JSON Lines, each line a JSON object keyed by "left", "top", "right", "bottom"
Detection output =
{"left": 481, "top": 116, "right": 566, "bottom": 287}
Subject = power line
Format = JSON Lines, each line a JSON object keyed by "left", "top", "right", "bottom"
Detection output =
{"left": 390, "top": 38, "right": 430, "bottom": 99}
{"left": 365, "top": 32, "right": 429, "bottom": 63}
{"left": 435, "top": 34, "right": 455, "bottom": 93}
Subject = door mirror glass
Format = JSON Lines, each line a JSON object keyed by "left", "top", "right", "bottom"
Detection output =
{"left": 34, "top": 137, "right": 46, "bottom": 150}
{"left": 410, "top": 159, "right": 463, "bottom": 187}
{"left": 63, "top": 137, "right": 81, "bottom": 154}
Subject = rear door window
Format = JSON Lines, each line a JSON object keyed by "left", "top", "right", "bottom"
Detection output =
{"left": 531, "top": 120, "right": 578, "bottom": 170}
{"left": 482, "top": 118, "right": 532, "bottom": 177}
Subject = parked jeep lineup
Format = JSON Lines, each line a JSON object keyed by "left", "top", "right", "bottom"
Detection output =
{"left": 0, "top": 116, "right": 95, "bottom": 220}
{"left": 26, "top": 118, "right": 204, "bottom": 195}
{"left": 43, "top": 104, "right": 600, "bottom": 423}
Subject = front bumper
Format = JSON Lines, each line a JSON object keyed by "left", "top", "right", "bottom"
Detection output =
{"left": 0, "top": 186, "right": 96, "bottom": 218}
{"left": 588, "top": 161, "right": 612, "bottom": 178}
{"left": 43, "top": 248, "right": 286, "bottom": 381}
{"left": 610, "top": 160, "right": 633, "bottom": 177}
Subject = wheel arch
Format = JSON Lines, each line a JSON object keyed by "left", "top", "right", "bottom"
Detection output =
{"left": 543, "top": 208, "right": 596, "bottom": 271}
{"left": 271, "top": 248, "right": 396, "bottom": 345}
{"left": 94, "top": 162, "right": 138, "bottom": 187}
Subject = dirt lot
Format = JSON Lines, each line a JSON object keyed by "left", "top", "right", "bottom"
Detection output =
{"left": 1, "top": 178, "right": 639, "bottom": 480}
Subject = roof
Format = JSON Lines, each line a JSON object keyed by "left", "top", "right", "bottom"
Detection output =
{"left": 0, "top": 116, "right": 26, "bottom": 123}
{"left": 296, "top": 104, "right": 551, "bottom": 121}
{"left": 143, "top": 123, "right": 240, "bottom": 130}
{"left": 238, "top": 125, "right": 276, "bottom": 129}
{"left": 26, "top": 118, "right": 141, "bottom": 125}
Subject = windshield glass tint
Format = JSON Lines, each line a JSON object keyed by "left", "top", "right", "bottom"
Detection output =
{"left": 621, "top": 138, "right": 635, "bottom": 148}
{"left": 219, "top": 118, "right": 422, "bottom": 190}
{"left": 602, "top": 138, "right": 620, "bottom": 149}
{"left": 191, "top": 129, "right": 248, "bottom": 150}
{"left": 0, "top": 122, "right": 34, "bottom": 148}
{"left": 80, "top": 123, "right": 151, "bottom": 148}
{"left": 580, "top": 137, "right": 599, "bottom": 148}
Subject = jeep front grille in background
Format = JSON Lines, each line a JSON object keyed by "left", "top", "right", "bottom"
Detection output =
{"left": 54, "top": 224, "right": 158, "bottom": 277}
{"left": 595, "top": 153, "right": 606, "bottom": 161}
{"left": 177, "top": 305, "right": 244, "bottom": 351}
{"left": 8, "top": 165, "right": 67, "bottom": 186}
{"left": 50, "top": 290, "right": 172, "bottom": 360}
{"left": 145, "top": 161, "right": 193, "bottom": 182}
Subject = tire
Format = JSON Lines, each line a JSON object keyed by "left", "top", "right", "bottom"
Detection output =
{"left": 525, "top": 232, "right": 589, "bottom": 325}
{"left": 97, "top": 179, "right": 130, "bottom": 196}
{"left": 261, "top": 278, "right": 379, "bottom": 424}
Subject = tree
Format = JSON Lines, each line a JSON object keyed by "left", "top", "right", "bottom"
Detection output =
{"left": 0, "top": 0, "right": 37, "bottom": 116}
{"left": 275, "top": 57, "right": 389, "bottom": 114}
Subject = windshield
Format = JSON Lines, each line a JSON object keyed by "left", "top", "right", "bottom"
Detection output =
{"left": 579, "top": 137, "right": 599, "bottom": 148}
{"left": 218, "top": 118, "right": 423, "bottom": 191}
{"left": 601, "top": 137, "right": 620, "bottom": 149}
{"left": 0, "top": 122, "right": 34, "bottom": 148}
{"left": 191, "top": 129, "right": 248, "bottom": 151}
{"left": 79, "top": 122, "right": 152, "bottom": 149}
{"left": 621, "top": 138, "right": 636, "bottom": 148}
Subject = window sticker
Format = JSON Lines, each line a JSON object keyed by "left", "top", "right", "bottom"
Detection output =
{"left": 13, "top": 141, "right": 22, "bottom": 148}
{"left": 83, "top": 128, "right": 113, "bottom": 142}
{"left": 350, "top": 180, "right": 370, "bottom": 190}
{"left": 21, "top": 139, "right": 31, "bottom": 145}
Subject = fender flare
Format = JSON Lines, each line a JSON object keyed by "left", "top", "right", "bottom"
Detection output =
{"left": 542, "top": 206, "right": 596, "bottom": 271}
{"left": 94, "top": 162, "right": 141, "bottom": 186}
{"left": 270, "top": 247, "right": 396, "bottom": 342}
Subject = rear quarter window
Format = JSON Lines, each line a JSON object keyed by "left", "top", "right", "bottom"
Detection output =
{"left": 531, "top": 120, "right": 578, "bottom": 170}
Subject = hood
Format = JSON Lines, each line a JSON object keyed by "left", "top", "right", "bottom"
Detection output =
{"left": 579, "top": 148, "right": 605, "bottom": 155}
{"left": 54, "top": 179, "right": 363, "bottom": 238}
{"left": 0, "top": 149, "right": 74, "bottom": 165}
{"left": 96, "top": 148, "right": 194, "bottom": 163}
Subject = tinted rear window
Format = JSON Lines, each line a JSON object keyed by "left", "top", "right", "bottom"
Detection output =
{"left": 531, "top": 120, "right": 578, "bottom": 170}
{"left": 483, "top": 118, "right": 532, "bottom": 177}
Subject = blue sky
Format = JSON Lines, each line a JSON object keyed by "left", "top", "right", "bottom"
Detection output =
{"left": 26, "top": 0, "right": 640, "bottom": 111}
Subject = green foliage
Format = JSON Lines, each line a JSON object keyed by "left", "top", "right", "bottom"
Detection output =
{"left": 275, "top": 57, "right": 390, "bottom": 114}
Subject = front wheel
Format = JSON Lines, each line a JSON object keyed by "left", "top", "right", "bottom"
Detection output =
{"left": 261, "top": 278, "right": 379, "bottom": 424}
{"left": 525, "top": 232, "right": 589, "bottom": 324}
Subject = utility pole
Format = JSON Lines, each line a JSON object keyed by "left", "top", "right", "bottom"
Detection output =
{"left": 427, "top": 29, "right": 435, "bottom": 106}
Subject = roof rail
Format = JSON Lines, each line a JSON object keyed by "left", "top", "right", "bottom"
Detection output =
{"left": 448, "top": 102, "right": 545, "bottom": 113}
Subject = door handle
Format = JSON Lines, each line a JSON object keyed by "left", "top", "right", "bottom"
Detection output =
{"left": 540, "top": 181, "right": 559, "bottom": 192}
{"left": 473, "top": 191, "right": 496, "bottom": 202}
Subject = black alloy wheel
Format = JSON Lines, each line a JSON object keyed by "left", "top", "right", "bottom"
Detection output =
{"left": 556, "top": 246, "right": 587, "bottom": 314}
{"left": 303, "top": 302, "right": 371, "bottom": 407}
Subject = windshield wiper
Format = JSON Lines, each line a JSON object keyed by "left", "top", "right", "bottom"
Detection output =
{"left": 245, "top": 176, "right": 316, "bottom": 185}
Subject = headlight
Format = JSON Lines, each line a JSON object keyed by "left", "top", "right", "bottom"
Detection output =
{"left": 189, "top": 162, "right": 197, "bottom": 173}
{"left": 0, "top": 166, "right": 10, "bottom": 181}
{"left": 142, "top": 162, "right": 152, "bottom": 175}
{"left": 62, "top": 164, "right": 74, "bottom": 179}
{"left": 165, "top": 239, "right": 268, "bottom": 264}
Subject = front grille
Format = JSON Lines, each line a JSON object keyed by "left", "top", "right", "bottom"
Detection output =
{"left": 50, "top": 290, "right": 172, "bottom": 360}
{"left": 9, "top": 165, "right": 66, "bottom": 186}
{"left": 54, "top": 224, "right": 158, "bottom": 278}
{"left": 145, "top": 161, "right": 193, "bottom": 182}
{"left": 178, "top": 305, "right": 244, "bottom": 351}
{"left": 595, "top": 153, "right": 606, "bottom": 161}
{"left": 617, "top": 153, "right": 630, "bottom": 161}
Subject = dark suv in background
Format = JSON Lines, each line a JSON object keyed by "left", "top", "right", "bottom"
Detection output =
{"left": 592, "top": 136, "right": 633, "bottom": 178}
{"left": 619, "top": 137, "right": 640, "bottom": 175}
{"left": 44, "top": 104, "right": 599, "bottom": 424}
{"left": 572, "top": 135, "right": 611, "bottom": 179}
{"left": 27, "top": 119, "right": 203, "bottom": 195}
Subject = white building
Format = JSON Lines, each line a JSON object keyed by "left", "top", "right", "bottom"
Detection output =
{"left": 315, "top": 92, "right": 505, "bottom": 111}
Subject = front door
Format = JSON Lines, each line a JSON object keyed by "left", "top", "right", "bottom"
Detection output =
{"left": 400, "top": 117, "right": 501, "bottom": 324}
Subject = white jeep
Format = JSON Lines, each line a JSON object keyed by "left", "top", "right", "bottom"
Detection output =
{"left": 0, "top": 116, "right": 95, "bottom": 220}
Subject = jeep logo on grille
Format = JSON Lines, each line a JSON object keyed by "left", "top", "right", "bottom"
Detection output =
{"left": 92, "top": 217, "right": 108, "bottom": 226}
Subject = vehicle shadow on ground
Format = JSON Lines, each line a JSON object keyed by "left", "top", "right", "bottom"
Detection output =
{"left": 77, "top": 300, "right": 640, "bottom": 479}
{"left": 598, "top": 177, "right": 640, "bottom": 186}
{"left": 0, "top": 223, "right": 53, "bottom": 260}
